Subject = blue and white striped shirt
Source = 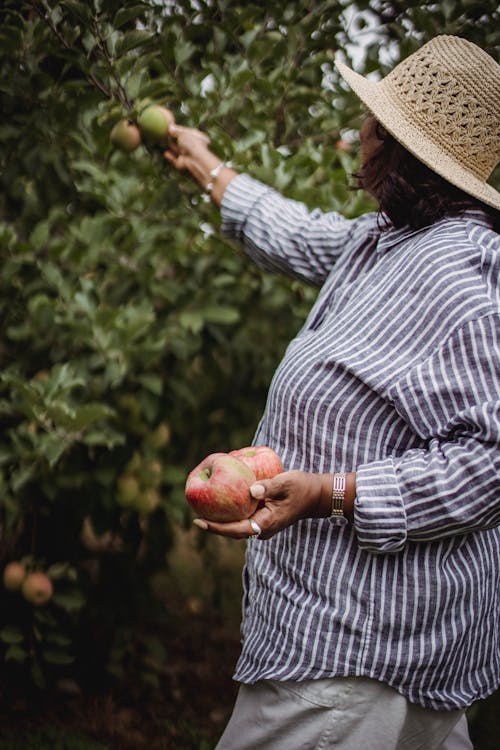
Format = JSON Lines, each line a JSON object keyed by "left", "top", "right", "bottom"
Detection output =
{"left": 221, "top": 174, "right": 500, "bottom": 711}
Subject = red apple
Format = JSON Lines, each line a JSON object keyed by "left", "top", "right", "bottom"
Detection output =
{"left": 3, "top": 561, "right": 27, "bottom": 591}
{"left": 21, "top": 571, "right": 53, "bottom": 606}
{"left": 229, "top": 445, "right": 283, "bottom": 481}
{"left": 185, "top": 453, "right": 257, "bottom": 523}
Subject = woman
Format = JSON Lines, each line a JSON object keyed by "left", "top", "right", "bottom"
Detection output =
{"left": 166, "top": 35, "right": 499, "bottom": 749}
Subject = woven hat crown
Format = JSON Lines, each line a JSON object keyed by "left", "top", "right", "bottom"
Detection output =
{"left": 335, "top": 35, "right": 500, "bottom": 209}
{"left": 383, "top": 35, "right": 500, "bottom": 181}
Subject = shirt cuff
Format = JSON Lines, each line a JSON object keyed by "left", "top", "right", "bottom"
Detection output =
{"left": 220, "top": 173, "right": 273, "bottom": 239}
{"left": 355, "top": 458, "right": 408, "bottom": 552}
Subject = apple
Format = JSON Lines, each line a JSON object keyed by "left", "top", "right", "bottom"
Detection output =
{"left": 145, "top": 459, "right": 163, "bottom": 488}
{"left": 110, "top": 119, "right": 142, "bottom": 152}
{"left": 21, "top": 571, "right": 53, "bottom": 606}
{"left": 229, "top": 446, "right": 283, "bottom": 481}
{"left": 148, "top": 421, "right": 171, "bottom": 449}
{"left": 117, "top": 474, "right": 140, "bottom": 508}
{"left": 185, "top": 453, "right": 257, "bottom": 523}
{"left": 137, "top": 105, "right": 175, "bottom": 143}
{"left": 3, "top": 561, "right": 27, "bottom": 591}
{"left": 135, "top": 488, "right": 161, "bottom": 515}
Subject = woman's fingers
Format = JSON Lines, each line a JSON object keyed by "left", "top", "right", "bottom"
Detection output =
{"left": 168, "top": 124, "right": 211, "bottom": 153}
{"left": 192, "top": 516, "right": 264, "bottom": 540}
{"left": 192, "top": 472, "right": 325, "bottom": 540}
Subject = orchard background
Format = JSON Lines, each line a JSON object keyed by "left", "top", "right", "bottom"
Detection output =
{"left": 0, "top": 1, "right": 498, "bottom": 748}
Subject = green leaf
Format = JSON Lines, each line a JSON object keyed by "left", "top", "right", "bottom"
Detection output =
{"left": 52, "top": 589, "right": 86, "bottom": 613}
{"left": 39, "top": 434, "right": 68, "bottom": 468}
{"left": 179, "top": 310, "right": 204, "bottom": 334}
{"left": 115, "top": 30, "right": 152, "bottom": 55}
{"left": 114, "top": 4, "right": 148, "bottom": 29}
{"left": 31, "top": 661, "right": 46, "bottom": 689}
{"left": 5, "top": 645, "right": 28, "bottom": 663}
{"left": 136, "top": 374, "right": 163, "bottom": 395}
{"left": 0, "top": 626, "right": 24, "bottom": 645}
{"left": 29, "top": 220, "right": 50, "bottom": 250}
{"left": 63, "top": 0, "right": 93, "bottom": 22}
{"left": 203, "top": 306, "right": 241, "bottom": 325}
{"left": 71, "top": 403, "right": 115, "bottom": 430}
{"left": 163, "top": 465, "right": 188, "bottom": 485}
{"left": 44, "top": 631, "right": 73, "bottom": 647}
{"left": 46, "top": 562, "right": 73, "bottom": 580}
{"left": 11, "top": 464, "right": 36, "bottom": 493}
{"left": 174, "top": 39, "right": 196, "bottom": 67}
{"left": 42, "top": 649, "right": 75, "bottom": 665}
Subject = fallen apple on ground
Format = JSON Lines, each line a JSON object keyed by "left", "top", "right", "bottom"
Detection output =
{"left": 185, "top": 452, "right": 257, "bottom": 523}
{"left": 229, "top": 445, "right": 283, "bottom": 481}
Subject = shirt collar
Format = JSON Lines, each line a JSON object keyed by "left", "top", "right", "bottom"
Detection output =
{"left": 375, "top": 209, "right": 494, "bottom": 255}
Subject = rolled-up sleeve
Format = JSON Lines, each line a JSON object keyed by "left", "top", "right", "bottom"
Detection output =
{"left": 355, "top": 313, "right": 500, "bottom": 552}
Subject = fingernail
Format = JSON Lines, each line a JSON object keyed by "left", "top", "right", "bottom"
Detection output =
{"left": 250, "top": 483, "right": 265, "bottom": 499}
{"left": 193, "top": 518, "right": 208, "bottom": 530}
{"left": 169, "top": 124, "right": 178, "bottom": 134}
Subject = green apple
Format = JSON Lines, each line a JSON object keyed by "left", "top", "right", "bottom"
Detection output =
{"left": 135, "top": 488, "right": 161, "bottom": 515}
{"left": 137, "top": 105, "right": 175, "bottom": 143}
{"left": 145, "top": 459, "right": 163, "bottom": 489}
{"left": 110, "top": 119, "right": 142, "bottom": 152}
{"left": 148, "top": 421, "right": 171, "bottom": 449}
{"left": 117, "top": 474, "right": 140, "bottom": 507}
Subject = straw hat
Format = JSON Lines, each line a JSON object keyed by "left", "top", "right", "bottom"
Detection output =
{"left": 335, "top": 35, "right": 500, "bottom": 210}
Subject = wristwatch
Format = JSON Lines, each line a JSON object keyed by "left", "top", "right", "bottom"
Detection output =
{"left": 330, "top": 473, "right": 348, "bottom": 526}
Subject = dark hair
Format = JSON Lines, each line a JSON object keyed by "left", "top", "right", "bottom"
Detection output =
{"left": 356, "top": 116, "right": 500, "bottom": 232}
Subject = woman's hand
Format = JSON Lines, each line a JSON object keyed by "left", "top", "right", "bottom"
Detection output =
{"left": 164, "top": 124, "right": 212, "bottom": 172}
{"left": 164, "top": 124, "right": 237, "bottom": 205}
{"left": 193, "top": 470, "right": 336, "bottom": 540}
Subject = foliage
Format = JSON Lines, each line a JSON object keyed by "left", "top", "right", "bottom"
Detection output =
{"left": 0, "top": 728, "right": 108, "bottom": 750}
{"left": 0, "top": 0, "right": 497, "bottom": 734}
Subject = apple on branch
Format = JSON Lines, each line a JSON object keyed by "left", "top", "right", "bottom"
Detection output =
{"left": 229, "top": 446, "right": 283, "bottom": 480}
{"left": 137, "top": 104, "right": 175, "bottom": 144}
{"left": 3, "top": 561, "right": 27, "bottom": 591}
{"left": 185, "top": 453, "right": 257, "bottom": 523}
{"left": 21, "top": 571, "right": 54, "bottom": 606}
{"left": 110, "top": 119, "right": 142, "bottom": 152}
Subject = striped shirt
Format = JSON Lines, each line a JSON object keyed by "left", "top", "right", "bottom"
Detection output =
{"left": 220, "top": 174, "right": 500, "bottom": 711}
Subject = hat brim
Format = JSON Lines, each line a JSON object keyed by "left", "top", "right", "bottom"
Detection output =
{"left": 335, "top": 60, "right": 500, "bottom": 211}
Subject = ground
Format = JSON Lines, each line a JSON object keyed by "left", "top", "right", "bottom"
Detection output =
{"left": 0, "top": 527, "right": 498, "bottom": 749}
{"left": 0, "top": 527, "right": 245, "bottom": 750}
{"left": 0, "top": 603, "right": 241, "bottom": 749}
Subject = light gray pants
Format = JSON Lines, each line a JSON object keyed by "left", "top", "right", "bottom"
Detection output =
{"left": 215, "top": 677, "right": 472, "bottom": 750}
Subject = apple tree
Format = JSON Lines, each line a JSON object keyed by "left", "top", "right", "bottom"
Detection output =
{"left": 0, "top": 0, "right": 497, "bottom": 715}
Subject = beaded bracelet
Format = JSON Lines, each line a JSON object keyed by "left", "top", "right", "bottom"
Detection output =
{"left": 205, "top": 161, "right": 227, "bottom": 194}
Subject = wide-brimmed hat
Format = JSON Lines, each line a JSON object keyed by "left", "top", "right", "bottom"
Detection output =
{"left": 335, "top": 35, "right": 500, "bottom": 210}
